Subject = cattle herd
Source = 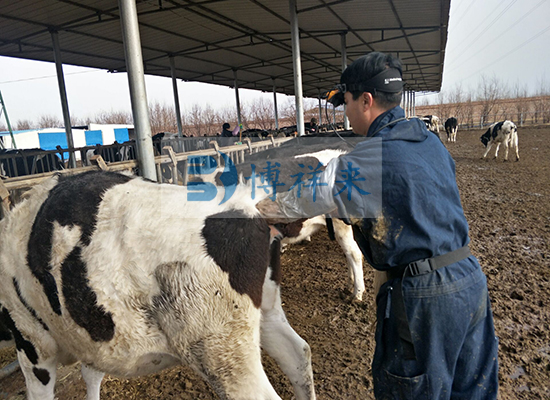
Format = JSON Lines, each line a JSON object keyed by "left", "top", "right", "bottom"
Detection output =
{"left": 0, "top": 117, "right": 523, "bottom": 400}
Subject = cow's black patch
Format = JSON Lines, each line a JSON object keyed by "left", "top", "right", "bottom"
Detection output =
{"left": 480, "top": 129, "right": 492, "bottom": 147}
{"left": 325, "top": 216, "right": 336, "bottom": 241}
{"left": 61, "top": 246, "right": 115, "bottom": 342}
{"left": 0, "top": 308, "right": 39, "bottom": 364}
{"left": 274, "top": 219, "right": 305, "bottom": 238}
{"left": 202, "top": 210, "right": 270, "bottom": 307}
{"left": 0, "top": 306, "right": 13, "bottom": 342}
{"left": 269, "top": 239, "right": 282, "bottom": 285}
{"left": 13, "top": 278, "right": 49, "bottom": 331}
{"left": 146, "top": 262, "right": 187, "bottom": 326}
{"left": 27, "top": 171, "right": 133, "bottom": 315}
{"left": 32, "top": 367, "right": 50, "bottom": 385}
{"left": 491, "top": 121, "right": 504, "bottom": 139}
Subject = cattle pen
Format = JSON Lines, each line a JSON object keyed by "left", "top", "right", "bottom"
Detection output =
{"left": 0, "top": 136, "right": 293, "bottom": 219}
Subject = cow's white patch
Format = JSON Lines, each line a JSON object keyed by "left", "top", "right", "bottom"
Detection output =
{"left": 295, "top": 149, "right": 346, "bottom": 166}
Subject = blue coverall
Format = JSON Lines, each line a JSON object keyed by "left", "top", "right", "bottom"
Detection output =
{"left": 330, "top": 106, "right": 499, "bottom": 399}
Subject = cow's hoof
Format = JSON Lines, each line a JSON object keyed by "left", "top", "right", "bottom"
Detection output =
{"left": 503, "top": 159, "right": 508, "bottom": 162}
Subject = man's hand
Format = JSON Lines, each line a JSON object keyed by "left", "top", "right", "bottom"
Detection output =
{"left": 256, "top": 197, "right": 297, "bottom": 225}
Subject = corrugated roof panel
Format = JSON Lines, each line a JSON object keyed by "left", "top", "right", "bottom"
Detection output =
{"left": 0, "top": 0, "right": 450, "bottom": 95}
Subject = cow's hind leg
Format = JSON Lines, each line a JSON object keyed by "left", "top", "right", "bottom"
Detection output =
{"left": 0, "top": 306, "right": 57, "bottom": 400}
{"left": 513, "top": 137, "right": 520, "bottom": 161}
{"left": 503, "top": 142, "right": 510, "bottom": 161}
{"left": 261, "top": 241, "right": 315, "bottom": 400}
{"left": 332, "top": 218, "right": 364, "bottom": 302}
{"left": 17, "top": 350, "right": 57, "bottom": 400}
{"left": 82, "top": 363, "right": 105, "bottom": 400}
{"left": 152, "top": 261, "right": 280, "bottom": 400}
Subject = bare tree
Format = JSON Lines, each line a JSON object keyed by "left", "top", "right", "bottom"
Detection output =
{"left": 15, "top": 119, "right": 34, "bottom": 130}
{"left": 187, "top": 103, "right": 203, "bottom": 137}
{"left": 95, "top": 109, "right": 133, "bottom": 125}
{"left": 513, "top": 82, "right": 529, "bottom": 126}
{"left": 202, "top": 104, "right": 218, "bottom": 136}
{"left": 436, "top": 92, "right": 450, "bottom": 120}
{"left": 535, "top": 77, "right": 550, "bottom": 123}
{"left": 149, "top": 101, "right": 178, "bottom": 134}
{"left": 247, "top": 98, "right": 274, "bottom": 130}
{"left": 448, "top": 85, "right": 465, "bottom": 123}
{"left": 37, "top": 114, "right": 62, "bottom": 128}
{"left": 477, "top": 75, "right": 504, "bottom": 126}
{"left": 281, "top": 98, "right": 297, "bottom": 127}
{"left": 70, "top": 115, "right": 86, "bottom": 127}
{"left": 462, "top": 92, "right": 475, "bottom": 129}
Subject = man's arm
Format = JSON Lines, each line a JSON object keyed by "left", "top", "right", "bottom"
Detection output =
{"left": 256, "top": 157, "right": 340, "bottom": 222}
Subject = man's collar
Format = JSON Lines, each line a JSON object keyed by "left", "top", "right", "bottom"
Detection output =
{"left": 366, "top": 106, "right": 404, "bottom": 137}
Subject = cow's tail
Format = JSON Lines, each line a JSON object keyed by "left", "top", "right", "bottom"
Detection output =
{"left": 325, "top": 214, "right": 336, "bottom": 241}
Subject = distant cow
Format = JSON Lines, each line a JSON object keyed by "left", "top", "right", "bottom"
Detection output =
{"left": 421, "top": 115, "right": 440, "bottom": 134}
{"left": 0, "top": 171, "right": 314, "bottom": 400}
{"left": 480, "top": 120, "right": 519, "bottom": 161}
{"left": 445, "top": 117, "right": 458, "bottom": 142}
{"left": 0, "top": 149, "right": 64, "bottom": 178}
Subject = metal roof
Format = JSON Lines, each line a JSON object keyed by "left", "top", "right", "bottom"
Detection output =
{"left": 0, "top": 0, "right": 451, "bottom": 97}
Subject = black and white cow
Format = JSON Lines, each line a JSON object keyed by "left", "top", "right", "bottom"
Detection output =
{"left": 445, "top": 117, "right": 458, "bottom": 142}
{"left": 480, "top": 120, "right": 519, "bottom": 161}
{"left": 0, "top": 171, "right": 314, "bottom": 400}
{"left": 421, "top": 115, "right": 440, "bottom": 134}
{"left": 0, "top": 149, "right": 64, "bottom": 178}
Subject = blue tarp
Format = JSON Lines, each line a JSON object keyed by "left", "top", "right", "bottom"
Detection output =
{"left": 85, "top": 130, "right": 103, "bottom": 146}
{"left": 38, "top": 131, "right": 67, "bottom": 150}
{"left": 114, "top": 128, "right": 129, "bottom": 143}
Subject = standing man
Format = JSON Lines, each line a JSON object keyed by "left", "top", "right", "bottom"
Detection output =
{"left": 258, "top": 52, "right": 498, "bottom": 399}
{"left": 221, "top": 122, "right": 233, "bottom": 137}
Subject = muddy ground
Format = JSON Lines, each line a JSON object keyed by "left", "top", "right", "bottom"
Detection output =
{"left": 1, "top": 126, "right": 549, "bottom": 399}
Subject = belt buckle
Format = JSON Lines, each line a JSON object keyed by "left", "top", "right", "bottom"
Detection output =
{"left": 408, "top": 259, "right": 432, "bottom": 276}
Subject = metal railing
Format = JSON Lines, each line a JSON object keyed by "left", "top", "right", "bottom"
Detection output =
{"left": 0, "top": 136, "right": 292, "bottom": 218}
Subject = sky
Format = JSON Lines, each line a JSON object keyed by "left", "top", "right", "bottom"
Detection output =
{"left": 0, "top": 0, "right": 549, "bottom": 126}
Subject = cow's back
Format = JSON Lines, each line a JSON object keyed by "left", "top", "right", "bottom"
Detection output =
{"left": 0, "top": 171, "right": 270, "bottom": 377}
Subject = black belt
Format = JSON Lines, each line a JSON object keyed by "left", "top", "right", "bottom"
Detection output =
{"left": 385, "top": 245, "right": 472, "bottom": 360}
{"left": 387, "top": 245, "right": 472, "bottom": 281}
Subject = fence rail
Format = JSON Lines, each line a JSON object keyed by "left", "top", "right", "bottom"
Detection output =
{"left": 0, "top": 136, "right": 293, "bottom": 218}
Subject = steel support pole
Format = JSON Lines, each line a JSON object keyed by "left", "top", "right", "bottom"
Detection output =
{"left": 169, "top": 56, "right": 183, "bottom": 138}
{"left": 289, "top": 0, "right": 305, "bottom": 137}
{"left": 272, "top": 80, "right": 279, "bottom": 130}
{"left": 50, "top": 30, "right": 76, "bottom": 169}
{"left": 341, "top": 32, "right": 350, "bottom": 130}
{"left": 233, "top": 69, "right": 242, "bottom": 141}
{"left": 318, "top": 88, "right": 322, "bottom": 126}
{"left": 118, "top": 0, "right": 156, "bottom": 181}
{"left": 412, "top": 90, "right": 416, "bottom": 116}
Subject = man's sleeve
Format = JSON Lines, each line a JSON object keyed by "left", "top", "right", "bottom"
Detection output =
{"left": 261, "top": 138, "right": 382, "bottom": 221}
{"left": 273, "top": 157, "right": 340, "bottom": 219}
